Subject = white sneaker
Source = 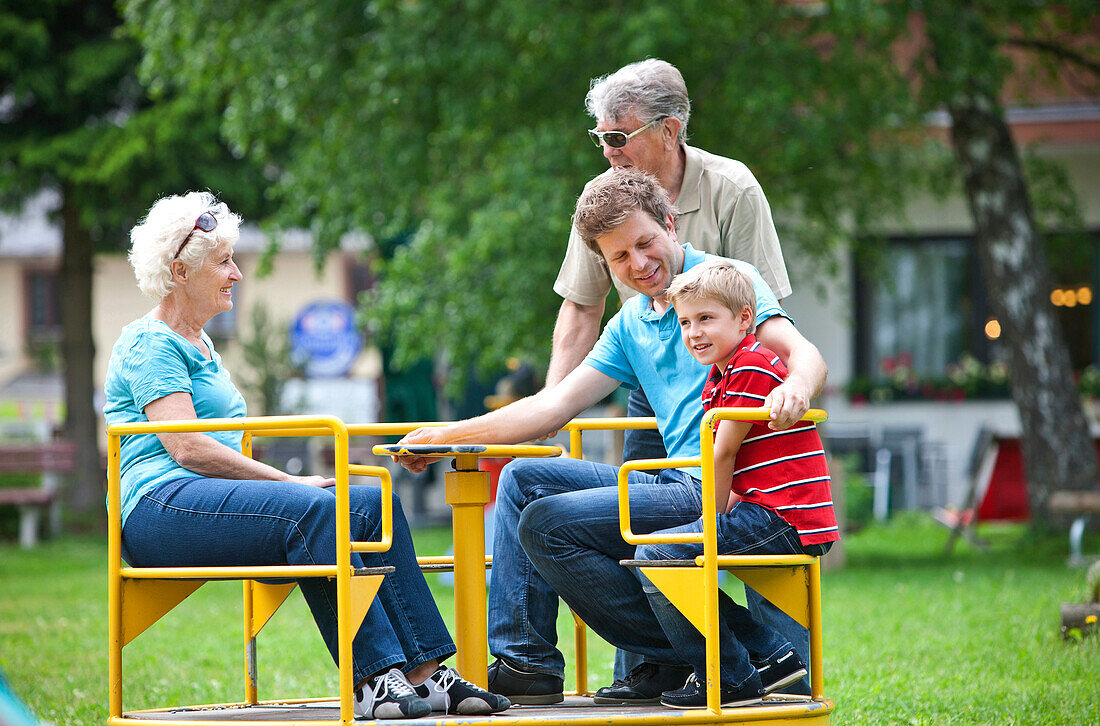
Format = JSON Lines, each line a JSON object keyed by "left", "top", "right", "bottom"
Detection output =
{"left": 415, "top": 665, "right": 512, "bottom": 715}
{"left": 354, "top": 667, "right": 431, "bottom": 720}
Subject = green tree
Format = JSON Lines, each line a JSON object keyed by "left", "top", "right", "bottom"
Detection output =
{"left": 125, "top": 0, "right": 1099, "bottom": 523}
{"left": 123, "top": 0, "right": 921, "bottom": 386}
{"left": 884, "top": 0, "right": 1100, "bottom": 521}
{"left": 0, "top": 1, "right": 268, "bottom": 520}
{"left": 237, "top": 305, "right": 299, "bottom": 415}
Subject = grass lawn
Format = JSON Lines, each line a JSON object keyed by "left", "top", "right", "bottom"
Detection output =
{"left": 0, "top": 515, "right": 1097, "bottom": 725}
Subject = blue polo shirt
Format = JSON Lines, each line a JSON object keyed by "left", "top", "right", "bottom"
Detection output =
{"left": 582, "top": 244, "right": 789, "bottom": 477}
{"left": 104, "top": 317, "right": 248, "bottom": 525}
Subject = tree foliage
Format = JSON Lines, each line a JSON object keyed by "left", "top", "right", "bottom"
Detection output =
{"left": 124, "top": 0, "right": 929, "bottom": 386}
{"left": 1, "top": 1, "right": 270, "bottom": 515}
{"left": 125, "top": 1, "right": 1099, "bottom": 521}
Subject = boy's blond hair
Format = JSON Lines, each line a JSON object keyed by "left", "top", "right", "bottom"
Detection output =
{"left": 666, "top": 260, "right": 757, "bottom": 333}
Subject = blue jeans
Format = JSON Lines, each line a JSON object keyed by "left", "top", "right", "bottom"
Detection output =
{"left": 622, "top": 388, "right": 811, "bottom": 694}
{"left": 488, "top": 457, "right": 703, "bottom": 676}
{"left": 635, "top": 502, "right": 826, "bottom": 687}
{"left": 122, "top": 477, "right": 455, "bottom": 686}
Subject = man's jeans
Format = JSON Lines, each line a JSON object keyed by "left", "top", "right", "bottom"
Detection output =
{"left": 620, "top": 388, "right": 811, "bottom": 694}
{"left": 635, "top": 502, "right": 827, "bottom": 687}
{"left": 488, "top": 458, "right": 704, "bottom": 675}
{"left": 123, "top": 477, "right": 455, "bottom": 685}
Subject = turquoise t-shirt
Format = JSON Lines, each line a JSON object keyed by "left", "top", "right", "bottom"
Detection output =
{"left": 103, "top": 317, "right": 247, "bottom": 525}
{"left": 582, "top": 244, "right": 790, "bottom": 478}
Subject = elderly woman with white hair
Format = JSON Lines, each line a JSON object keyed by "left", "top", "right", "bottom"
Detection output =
{"left": 104, "top": 191, "right": 509, "bottom": 720}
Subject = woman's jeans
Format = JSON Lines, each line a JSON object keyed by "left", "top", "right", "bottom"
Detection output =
{"left": 488, "top": 457, "right": 704, "bottom": 675}
{"left": 635, "top": 501, "right": 828, "bottom": 687}
{"left": 123, "top": 477, "right": 455, "bottom": 686}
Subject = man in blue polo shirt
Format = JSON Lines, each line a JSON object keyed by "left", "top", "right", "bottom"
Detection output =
{"left": 395, "top": 169, "right": 827, "bottom": 706}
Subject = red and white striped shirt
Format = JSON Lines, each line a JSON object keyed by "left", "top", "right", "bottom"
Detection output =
{"left": 702, "top": 335, "right": 839, "bottom": 546}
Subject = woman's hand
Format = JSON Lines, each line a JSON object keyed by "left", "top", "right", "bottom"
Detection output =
{"left": 289, "top": 474, "right": 337, "bottom": 488}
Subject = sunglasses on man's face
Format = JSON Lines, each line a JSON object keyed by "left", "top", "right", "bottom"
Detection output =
{"left": 173, "top": 211, "right": 218, "bottom": 259}
{"left": 588, "top": 117, "right": 666, "bottom": 149}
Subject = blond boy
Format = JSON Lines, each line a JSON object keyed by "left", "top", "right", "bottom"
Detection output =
{"left": 633, "top": 261, "right": 838, "bottom": 709}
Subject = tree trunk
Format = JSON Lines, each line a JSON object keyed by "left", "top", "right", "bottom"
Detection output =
{"left": 947, "top": 90, "right": 1098, "bottom": 526}
{"left": 59, "top": 190, "right": 103, "bottom": 519}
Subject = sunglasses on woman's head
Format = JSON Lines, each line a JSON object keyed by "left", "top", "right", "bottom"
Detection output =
{"left": 173, "top": 211, "right": 218, "bottom": 259}
{"left": 587, "top": 117, "right": 666, "bottom": 149}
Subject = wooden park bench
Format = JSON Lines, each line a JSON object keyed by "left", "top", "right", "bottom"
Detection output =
{"left": 0, "top": 439, "right": 74, "bottom": 548}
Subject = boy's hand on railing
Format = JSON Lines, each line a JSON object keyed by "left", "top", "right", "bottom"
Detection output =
{"left": 391, "top": 428, "right": 447, "bottom": 473}
{"left": 289, "top": 474, "right": 337, "bottom": 488}
{"left": 763, "top": 382, "right": 811, "bottom": 430}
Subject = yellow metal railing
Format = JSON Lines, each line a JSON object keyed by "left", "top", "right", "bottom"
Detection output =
{"left": 617, "top": 407, "right": 828, "bottom": 715}
{"left": 107, "top": 411, "right": 833, "bottom": 725}
{"left": 107, "top": 415, "right": 396, "bottom": 726}
{"left": 558, "top": 416, "right": 658, "bottom": 695}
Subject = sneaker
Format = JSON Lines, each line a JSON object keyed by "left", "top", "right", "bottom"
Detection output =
{"left": 753, "top": 648, "right": 808, "bottom": 694}
{"left": 354, "top": 668, "right": 432, "bottom": 720}
{"left": 486, "top": 658, "right": 564, "bottom": 705}
{"left": 660, "top": 672, "right": 765, "bottom": 709}
{"left": 592, "top": 662, "right": 693, "bottom": 704}
{"left": 415, "top": 665, "right": 512, "bottom": 714}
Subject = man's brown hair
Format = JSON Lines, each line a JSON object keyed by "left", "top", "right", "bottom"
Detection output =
{"left": 572, "top": 168, "right": 677, "bottom": 256}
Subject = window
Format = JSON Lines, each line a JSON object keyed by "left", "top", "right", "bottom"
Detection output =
{"left": 854, "top": 232, "right": 1100, "bottom": 399}
{"left": 24, "top": 269, "right": 61, "bottom": 343}
{"left": 856, "top": 237, "right": 991, "bottom": 381}
{"left": 347, "top": 257, "right": 375, "bottom": 304}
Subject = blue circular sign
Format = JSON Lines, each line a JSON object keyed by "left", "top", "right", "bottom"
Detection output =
{"left": 290, "top": 300, "right": 363, "bottom": 379}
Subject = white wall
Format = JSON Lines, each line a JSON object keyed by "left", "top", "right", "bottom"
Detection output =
{"left": 0, "top": 262, "right": 24, "bottom": 384}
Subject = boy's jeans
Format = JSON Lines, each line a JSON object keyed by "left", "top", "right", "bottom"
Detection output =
{"left": 636, "top": 501, "right": 829, "bottom": 687}
{"left": 618, "top": 389, "right": 810, "bottom": 693}
{"left": 488, "top": 457, "right": 704, "bottom": 674}
{"left": 123, "top": 477, "right": 456, "bottom": 685}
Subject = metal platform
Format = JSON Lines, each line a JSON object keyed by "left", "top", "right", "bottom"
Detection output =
{"left": 118, "top": 694, "right": 833, "bottom": 725}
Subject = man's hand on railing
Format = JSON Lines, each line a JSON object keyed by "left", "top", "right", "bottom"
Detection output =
{"left": 763, "top": 381, "right": 812, "bottom": 431}
{"left": 390, "top": 427, "right": 448, "bottom": 473}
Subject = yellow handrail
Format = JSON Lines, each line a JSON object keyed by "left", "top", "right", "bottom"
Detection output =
{"left": 107, "top": 414, "right": 396, "bottom": 724}
{"left": 562, "top": 416, "right": 657, "bottom": 461}
{"left": 613, "top": 406, "right": 828, "bottom": 714}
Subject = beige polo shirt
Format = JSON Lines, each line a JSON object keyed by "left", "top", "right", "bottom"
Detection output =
{"left": 553, "top": 145, "right": 791, "bottom": 305}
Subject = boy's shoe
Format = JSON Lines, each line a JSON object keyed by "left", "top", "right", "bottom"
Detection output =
{"left": 592, "top": 662, "right": 693, "bottom": 704}
{"left": 354, "top": 668, "right": 432, "bottom": 720}
{"left": 414, "top": 665, "right": 512, "bottom": 714}
{"left": 753, "top": 648, "right": 808, "bottom": 694}
{"left": 660, "top": 672, "right": 765, "bottom": 709}
{"left": 486, "top": 658, "right": 564, "bottom": 705}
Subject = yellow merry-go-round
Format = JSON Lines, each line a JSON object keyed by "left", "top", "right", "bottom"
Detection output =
{"left": 106, "top": 408, "right": 833, "bottom": 725}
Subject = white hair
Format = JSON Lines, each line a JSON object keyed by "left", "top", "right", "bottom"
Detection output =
{"left": 585, "top": 59, "right": 691, "bottom": 144}
{"left": 128, "top": 191, "right": 242, "bottom": 303}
